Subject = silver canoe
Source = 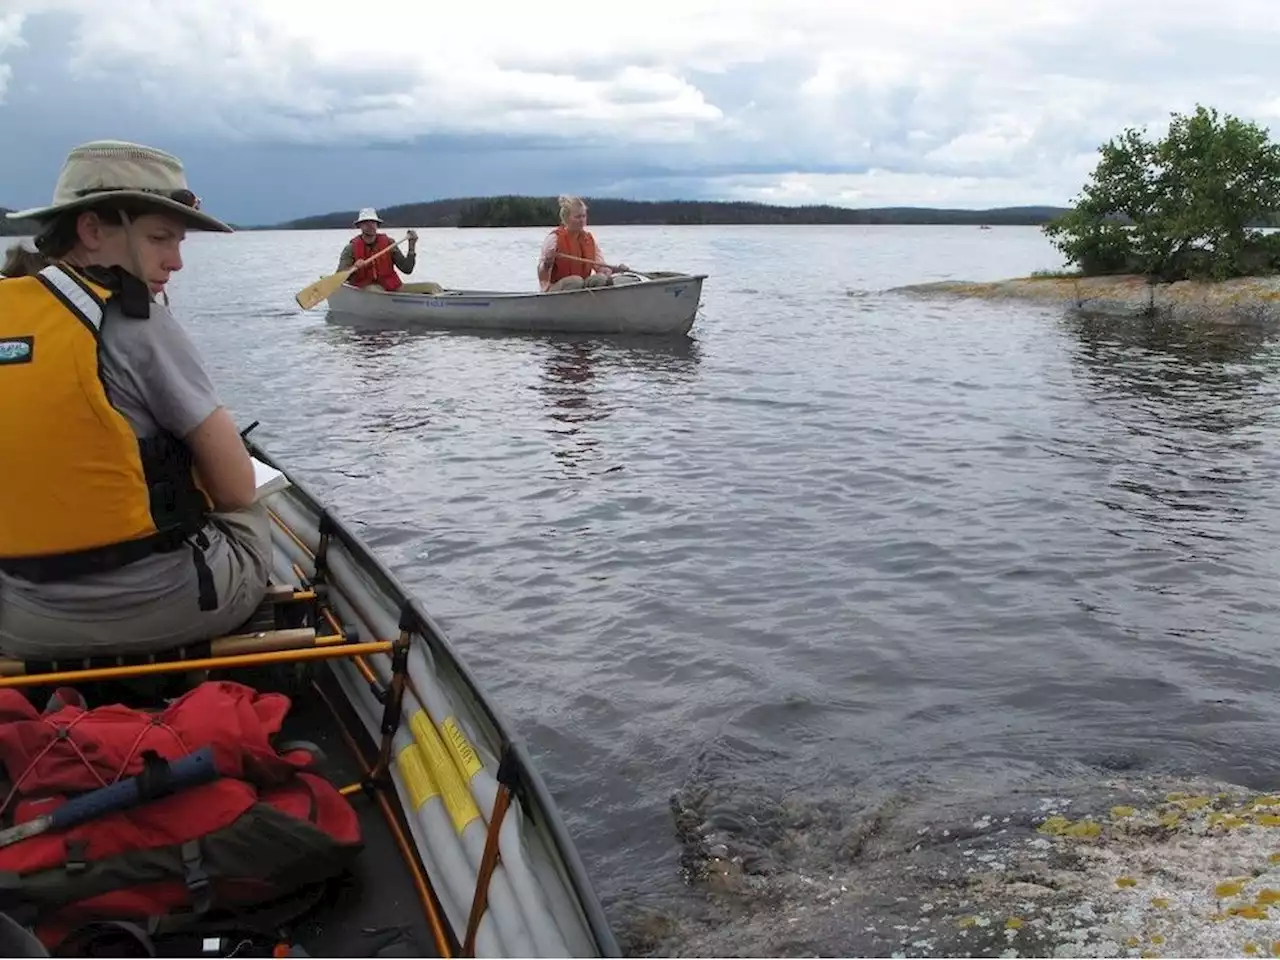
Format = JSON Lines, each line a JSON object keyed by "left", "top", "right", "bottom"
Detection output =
{"left": 254, "top": 438, "right": 620, "bottom": 958}
{"left": 324, "top": 272, "right": 706, "bottom": 336}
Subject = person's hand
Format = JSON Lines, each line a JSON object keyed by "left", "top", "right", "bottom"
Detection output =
{"left": 406, "top": 229, "right": 419, "bottom": 244}
{"left": 615, "top": 262, "right": 630, "bottom": 272}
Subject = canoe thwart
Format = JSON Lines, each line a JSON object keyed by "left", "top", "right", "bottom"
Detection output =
{"left": 0, "top": 582, "right": 357, "bottom": 681}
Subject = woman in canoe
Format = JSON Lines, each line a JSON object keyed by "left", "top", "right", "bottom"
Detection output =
{"left": 0, "top": 139, "right": 272, "bottom": 662}
{"left": 537, "top": 195, "right": 630, "bottom": 291}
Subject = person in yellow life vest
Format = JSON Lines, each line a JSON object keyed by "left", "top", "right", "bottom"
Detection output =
{"left": 0, "top": 139, "right": 272, "bottom": 661}
{"left": 537, "top": 195, "right": 629, "bottom": 292}
{"left": 335, "top": 208, "right": 417, "bottom": 292}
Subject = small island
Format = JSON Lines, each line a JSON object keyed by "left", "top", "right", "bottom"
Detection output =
{"left": 896, "top": 105, "right": 1280, "bottom": 324}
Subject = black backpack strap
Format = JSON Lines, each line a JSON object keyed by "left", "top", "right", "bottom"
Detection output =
{"left": 146, "top": 877, "right": 335, "bottom": 940}
{"left": 53, "top": 919, "right": 155, "bottom": 957}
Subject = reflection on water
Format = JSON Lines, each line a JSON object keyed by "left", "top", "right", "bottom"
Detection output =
{"left": 538, "top": 341, "right": 606, "bottom": 477}
{"left": 533, "top": 335, "right": 703, "bottom": 477}
{"left": 1058, "top": 312, "right": 1280, "bottom": 545}
{"left": 1062, "top": 309, "right": 1280, "bottom": 419}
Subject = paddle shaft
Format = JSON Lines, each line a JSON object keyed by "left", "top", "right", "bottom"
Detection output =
{"left": 351, "top": 236, "right": 406, "bottom": 273}
{"left": 554, "top": 252, "right": 651, "bottom": 277}
{"left": 0, "top": 746, "right": 218, "bottom": 848}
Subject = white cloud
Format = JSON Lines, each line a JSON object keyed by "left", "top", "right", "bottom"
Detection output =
{"left": 4, "top": 0, "right": 1280, "bottom": 206}
{"left": 707, "top": 168, "right": 1093, "bottom": 210}
{"left": 0, "top": 12, "right": 26, "bottom": 103}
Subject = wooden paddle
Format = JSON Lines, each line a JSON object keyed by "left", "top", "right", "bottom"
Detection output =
{"left": 295, "top": 237, "right": 407, "bottom": 309}
{"left": 553, "top": 252, "right": 665, "bottom": 279}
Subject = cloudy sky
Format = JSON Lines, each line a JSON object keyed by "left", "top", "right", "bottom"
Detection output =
{"left": 1, "top": 0, "right": 1276, "bottom": 224}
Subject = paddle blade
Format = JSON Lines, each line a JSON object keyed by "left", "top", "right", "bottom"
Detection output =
{"left": 295, "top": 269, "right": 352, "bottom": 310}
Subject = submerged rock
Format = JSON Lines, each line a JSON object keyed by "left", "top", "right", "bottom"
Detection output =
{"left": 892, "top": 274, "right": 1280, "bottom": 323}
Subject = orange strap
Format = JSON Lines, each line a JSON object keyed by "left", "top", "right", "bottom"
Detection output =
{"left": 463, "top": 747, "right": 520, "bottom": 957}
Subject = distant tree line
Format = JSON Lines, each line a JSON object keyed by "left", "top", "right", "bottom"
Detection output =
{"left": 261, "top": 198, "right": 1077, "bottom": 230}
{"left": 457, "top": 195, "right": 558, "bottom": 227}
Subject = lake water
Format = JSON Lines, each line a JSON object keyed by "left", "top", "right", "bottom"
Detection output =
{"left": 23, "top": 224, "right": 1280, "bottom": 954}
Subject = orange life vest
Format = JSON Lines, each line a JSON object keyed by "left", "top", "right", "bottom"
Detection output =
{"left": 547, "top": 227, "right": 598, "bottom": 285}
{"left": 349, "top": 233, "right": 403, "bottom": 291}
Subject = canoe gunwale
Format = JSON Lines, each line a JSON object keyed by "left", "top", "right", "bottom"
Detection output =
{"left": 385, "top": 272, "right": 710, "bottom": 301}
{"left": 250, "top": 440, "right": 620, "bottom": 958}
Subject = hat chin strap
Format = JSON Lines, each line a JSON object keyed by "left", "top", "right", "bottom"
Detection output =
{"left": 117, "top": 210, "right": 166, "bottom": 305}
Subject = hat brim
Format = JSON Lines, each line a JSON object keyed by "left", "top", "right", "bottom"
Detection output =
{"left": 6, "top": 192, "right": 233, "bottom": 233}
{"left": 354, "top": 217, "right": 383, "bottom": 225}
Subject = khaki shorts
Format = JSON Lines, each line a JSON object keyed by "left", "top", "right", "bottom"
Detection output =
{"left": 0, "top": 504, "right": 273, "bottom": 661}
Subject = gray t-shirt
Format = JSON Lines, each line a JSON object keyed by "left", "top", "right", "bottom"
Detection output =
{"left": 0, "top": 296, "right": 237, "bottom": 609}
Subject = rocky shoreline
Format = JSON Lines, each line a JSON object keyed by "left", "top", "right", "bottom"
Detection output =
{"left": 892, "top": 274, "right": 1280, "bottom": 323}
{"left": 636, "top": 772, "right": 1280, "bottom": 958}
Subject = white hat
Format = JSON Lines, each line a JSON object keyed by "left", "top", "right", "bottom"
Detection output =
{"left": 354, "top": 207, "right": 383, "bottom": 224}
{"left": 6, "top": 139, "right": 231, "bottom": 233}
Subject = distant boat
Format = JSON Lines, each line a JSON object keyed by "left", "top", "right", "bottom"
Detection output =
{"left": 326, "top": 273, "right": 706, "bottom": 336}
{"left": 979, "top": 224, "right": 992, "bottom": 230}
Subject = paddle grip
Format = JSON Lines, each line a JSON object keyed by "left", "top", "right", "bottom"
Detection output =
{"left": 48, "top": 746, "right": 218, "bottom": 831}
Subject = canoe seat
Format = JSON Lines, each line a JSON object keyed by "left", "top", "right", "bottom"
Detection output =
{"left": 0, "top": 580, "right": 354, "bottom": 680}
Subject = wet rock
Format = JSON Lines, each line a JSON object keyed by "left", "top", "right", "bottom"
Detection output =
{"left": 890, "top": 273, "right": 1280, "bottom": 324}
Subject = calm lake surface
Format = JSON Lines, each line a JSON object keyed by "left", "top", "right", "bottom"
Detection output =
{"left": 57, "top": 224, "right": 1280, "bottom": 953}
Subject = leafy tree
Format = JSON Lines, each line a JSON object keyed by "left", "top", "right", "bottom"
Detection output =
{"left": 1043, "top": 105, "right": 1280, "bottom": 281}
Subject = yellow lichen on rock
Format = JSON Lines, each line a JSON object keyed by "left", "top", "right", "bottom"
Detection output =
{"left": 1228, "top": 905, "right": 1270, "bottom": 920}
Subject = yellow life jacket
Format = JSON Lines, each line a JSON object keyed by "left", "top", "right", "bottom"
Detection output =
{"left": 0, "top": 262, "right": 213, "bottom": 583}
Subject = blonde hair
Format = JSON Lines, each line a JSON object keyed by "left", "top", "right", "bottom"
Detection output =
{"left": 1, "top": 242, "right": 48, "bottom": 279}
{"left": 558, "top": 195, "right": 587, "bottom": 226}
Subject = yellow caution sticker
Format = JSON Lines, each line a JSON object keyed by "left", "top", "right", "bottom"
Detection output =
{"left": 411, "top": 710, "right": 481, "bottom": 834}
{"left": 440, "top": 716, "right": 483, "bottom": 780}
{"left": 396, "top": 742, "right": 439, "bottom": 810}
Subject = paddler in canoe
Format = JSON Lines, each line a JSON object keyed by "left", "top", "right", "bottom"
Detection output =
{"left": 536, "top": 195, "right": 630, "bottom": 292}
{"left": 0, "top": 139, "right": 272, "bottom": 664}
{"left": 336, "top": 207, "right": 419, "bottom": 292}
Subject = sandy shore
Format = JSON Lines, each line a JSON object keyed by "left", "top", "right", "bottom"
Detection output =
{"left": 892, "top": 274, "right": 1280, "bottom": 323}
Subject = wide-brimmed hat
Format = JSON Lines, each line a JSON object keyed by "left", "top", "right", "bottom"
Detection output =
{"left": 5, "top": 139, "right": 232, "bottom": 233}
{"left": 354, "top": 207, "right": 383, "bottom": 225}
